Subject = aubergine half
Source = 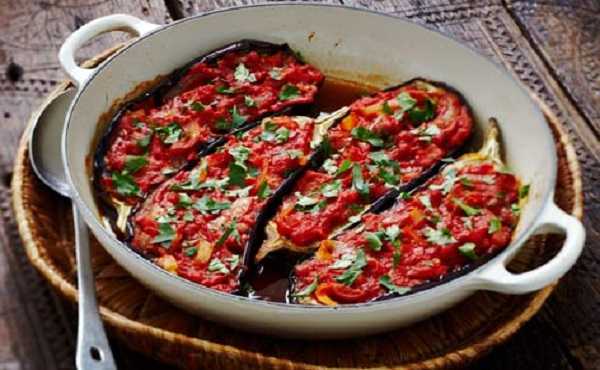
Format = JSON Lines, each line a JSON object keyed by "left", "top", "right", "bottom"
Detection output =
{"left": 256, "top": 78, "right": 475, "bottom": 262}
{"left": 290, "top": 121, "right": 528, "bottom": 305}
{"left": 126, "top": 109, "right": 347, "bottom": 294}
{"left": 93, "top": 40, "right": 324, "bottom": 231}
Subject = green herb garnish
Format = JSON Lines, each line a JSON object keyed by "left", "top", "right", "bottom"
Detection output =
{"left": 351, "top": 126, "right": 384, "bottom": 147}
{"left": 112, "top": 172, "right": 140, "bottom": 197}
{"left": 458, "top": 242, "right": 478, "bottom": 260}
{"left": 379, "top": 275, "right": 411, "bottom": 295}
{"left": 335, "top": 249, "right": 367, "bottom": 286}
{"left": 279, "top": 84, "right": 300, "bottom": 100}
{"left": 452, "top": 198, "right": 480, "bottom": 216}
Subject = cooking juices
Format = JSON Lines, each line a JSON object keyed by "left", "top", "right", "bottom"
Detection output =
{"left": 94, "top": 41, "right": 525, "bottom": 303}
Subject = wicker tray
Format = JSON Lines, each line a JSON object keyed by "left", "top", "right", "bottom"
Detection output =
{"left": 11, "top": 49, "right": 583, "bottom": 369}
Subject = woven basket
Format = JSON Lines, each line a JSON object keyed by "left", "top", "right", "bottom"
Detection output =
{"left": 11, "top": 48, "right": 583, "bottom": 369}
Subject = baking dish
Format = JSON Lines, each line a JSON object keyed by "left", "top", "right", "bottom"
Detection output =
{"left": 58, "top": 4, "right": 585, "bottom": 338}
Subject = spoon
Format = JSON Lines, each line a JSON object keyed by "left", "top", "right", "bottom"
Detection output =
{"left": 29, "top": 88, "right": 117, "bottom": 370}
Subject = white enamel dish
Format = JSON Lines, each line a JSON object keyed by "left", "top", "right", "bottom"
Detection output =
{"left": 58, "top": 4, "right": 585, "bottom": 338}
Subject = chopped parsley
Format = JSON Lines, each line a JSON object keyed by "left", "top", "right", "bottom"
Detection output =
{"left": 396, "top": 92, "right": 417, "bottom": 111}
{"left": 230, "top": 106, "right": 247, "bottom": 128}
{"left": 365, "top": 232, "right": 383, "bottom": 251}
{"left": 294, "top": 192, "right": 320, "bottom": 211}
{"left": 152, "top": 222, "right": 176, "bottom": 245}
{"left": 124, "top": 155, "right": 148, "bottom": 174}
{"left": 419, "top": 195, "right": 433, "bottom": 211}
{"left": 227, "top": 254, "right": 240, "bottom": 270}
{"left": 292, "top": 277, "right": 319, "bottom": 298}
{"left": 424, "top": 227, "right": 456, "bottom": 245}
{"left": 335, "top": 249, "right": 367, "bottom": 286}
{"left": 244, "top": 95, "right": 256, "bottom": 107}
{"left": 351, "top": 126, "right": 384, "bottom": 147}
{"left": 488, "top": 217, "right": 502, "bottom": 234}
{"left": 323, "top": 158, "right": 338, "bottom": 175}
{"left": 215, "top": 219, "right": 239, "bottom": 247}
{"left": 193, "top": 196, "right": 231, "bottom": 215}
{"left": 458, "top": 242, "right": 478, "bottom": 260}
{"left": 452, "top": 198, "right": 480, "bottom": 216}
{"left": 330, "top": 253, "right": 356, "bottom": 270}
{"left": 279, "top": 84, "right": 300, "bottom": 100}
{"left": 382, "top": 100, "right": 394, "bottom": 115}
{"left": 336, "top": 159, "right": 353, "bottom": 176}
{"left": 189, "top": 101, "right": 205, "bottom": 112}
{"left": 379, "top": 275, "right": 411, "bottom": 295}
{"left": 136, "top": 134, "right": 152, "bottom": 149}
{"left": 257, "top": 180, "right": 271, "bottom": 199}
{"left": 184, "top": 247, "right": 197, "bottom": 257}
{"left": 112, "top": 172, "right": 140, "bottom": 197}
{"left": 519, "top": 184, "right": 530, "bottom": 199}
{"left": 155, "top": 123, "right": 183, "bottom": 144}
{"left": 352, "top": 163, "right": 370, "bottom": 197}
{"left": 321, "top": 180, "right": 341, "bottom": 198}
{"left": 233, "top": 63, "right": 256, "bottom": 83}
{"left": 208, "top": 258, "right": 230, "bottom": 274}
{"left": 408, "top": 99, "right": 436, "bottom": 124}
{"left": 216, "top": 85, "right": 235, "bottom": 94}
{"left": 177, "top": 193, "right": 193, "bottom": 208}
{"left": 269, "top": 67, "right": 283, "bottom": 80}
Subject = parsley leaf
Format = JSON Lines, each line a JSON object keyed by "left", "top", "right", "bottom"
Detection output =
{"left": 136, "top": 134, "right": 152, "bottom": 149}
{"left": 184, "top": 247, "right": 197, "bottom": 257}
{"left": 244, "top": 95, "right": 256, "bottom": 107}
{"left": 208, "top": 258, "right": 230, "bottom": 274}
{"left": 177, "top": 193, "right": 193, "bottom": 208}
{"left": 519, "top": 184, "right": 530, "bottom": 199}
{"left": 424, "top": 227, "right": 456, "bottom": 245}
{"left": 152, "top": 222, "right": 176, "bottom": 244}
{"left": 396, "top": 92, "right": 417, "bottom": 111}
{"left": 234, "top": 63, "right": 256, "bottom": 83}
{"left": 335, "top": 249, "right": 367, "bottom": 286}
{"left": 269, "top": 67, "right": 283, "bottom": 80}
{"left": 292, "top": 277, "right": 319, "bottom": 298}
{"left": 352, "top": 163, "right": 370, "bottom": 197}
{"left": 193, "top": 196, "right": 231, "bottom": 215}
{"left": 351, "top": 126, "right": 384, "bottom": 147}
{"left": 330, "top": 253, "right": 356, "bottom": 269}
{"left": 216, "top": 85, "right": 235, "bottom": 94}
{"left": 379, "top": 275, "right": 411, "bottom": 295}
{"left": 230, "top": 106, "right": 247, "bottom": 128}
{"left": 321, "top": 180, "right": 341, "bottom": 198}
{"left": 365, "top": 232, "right": 383, "bottom": 251}
{"left": 124, "top": 155, "right": 148, "bottom": 174}
{"left": 408, "top": 99, "right": 436, "bottom": 124}
{"left": 112, "top": 172, "right": 140, "bottom": 197}
{"left": 458, "top": 242, "right": 478, "bottom": 260}
{"left": 257, "top": 180, "right": 271, "bottom": 199}
{"left": 189, "top": 101, "right": 205, "bottom": 112}
{"left": 488, "top": 217, "right": 502, "bottom": 234}
{"left": 155, "top": 123, "right": 183, "bottom": 144}
{"left": 215, "top": 219, "right": 238, "bottom": 247}
{"left": 279, "top": 84, "right": 300, "bottom": 100}
{"left": 452, "top": 198, "right": 480, "bottom": 216}
{"left": 336, "top": 159, "right": 353, "bottom": 176}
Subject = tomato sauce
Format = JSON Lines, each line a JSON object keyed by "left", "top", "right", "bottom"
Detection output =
{"left": 100, "top": 48, "right": 323, "bottom": 204}
{"left": 292, "top": 161, "right": 522, "bottom": 305}
{"left": 272, "top": 80, "right": 473, "bottom": 249}
{"left": 130, "top": 116, "right": 317, "bottom": 292}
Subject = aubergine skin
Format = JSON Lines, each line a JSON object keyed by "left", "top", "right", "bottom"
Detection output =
{"left": 93, "top": 39, "right": 325, "bottom": 233}
{"left": 254, "top": 77, "right": 476, "bottom": 265}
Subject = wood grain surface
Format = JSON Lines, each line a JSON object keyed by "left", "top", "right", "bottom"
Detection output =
{"left": 1, "top": 0, "right": 598, "bottom": 369}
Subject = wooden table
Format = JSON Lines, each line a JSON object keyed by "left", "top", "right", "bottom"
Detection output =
{"left": 1, "top": 1, "right": 598, "bottom": 369}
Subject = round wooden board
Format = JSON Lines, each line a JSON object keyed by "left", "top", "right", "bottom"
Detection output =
{"left": 11, "top": 49, "right": 583, "bottom": 370}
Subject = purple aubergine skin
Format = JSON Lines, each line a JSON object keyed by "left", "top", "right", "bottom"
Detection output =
{"left": 92, "top": 39, "right": 324, "bottom": 237}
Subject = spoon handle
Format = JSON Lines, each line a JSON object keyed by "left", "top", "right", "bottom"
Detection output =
{"left": 73, "top": 204, "right": 117, "bottom": 370}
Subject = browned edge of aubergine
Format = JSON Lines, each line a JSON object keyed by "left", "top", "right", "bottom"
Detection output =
{"left": 93, "top": 39, "right": 323, "bottom": 237}
{"left": 283, "top": 78, "right": 477, "bottom": 302}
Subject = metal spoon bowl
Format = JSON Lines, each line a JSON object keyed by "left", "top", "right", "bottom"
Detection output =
{"left": 28, "top": 87, "right": 117, "bottom": 370}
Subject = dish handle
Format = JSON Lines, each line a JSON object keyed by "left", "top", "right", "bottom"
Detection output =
{"left": 468, "top": 200, "right": 585, "bottom": 294}
{"left": 58, "top": 14, "right": 161, "bottom": 86}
